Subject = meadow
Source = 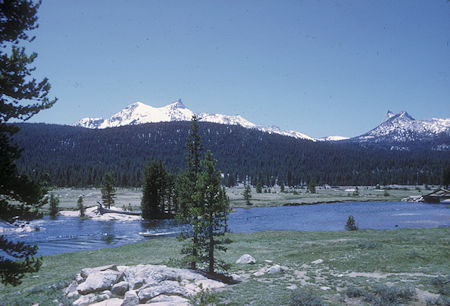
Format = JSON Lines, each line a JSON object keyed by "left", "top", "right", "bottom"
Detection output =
{"left": 1, "top": 228, "right": 448, "bottom": 305}
{"left": 46, "top": 185, "right": 429, "bottom": 212}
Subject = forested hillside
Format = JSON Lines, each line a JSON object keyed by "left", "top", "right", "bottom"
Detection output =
{"left": 12, "top": 122, "right": 449, "bottom": 187}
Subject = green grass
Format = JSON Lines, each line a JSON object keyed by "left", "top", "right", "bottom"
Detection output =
{"left": 1, "top": 227, "right": 448, "bottom": 305}
{"left": 43, "top": 185, "right": 430, "bottom": 213}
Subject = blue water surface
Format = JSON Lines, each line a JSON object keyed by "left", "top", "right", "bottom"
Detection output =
{"left": 3, "top": 201, "right": 449, "bottom": 256}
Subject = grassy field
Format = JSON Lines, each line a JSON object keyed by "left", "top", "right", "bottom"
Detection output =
{"left": 1, "top": 228, "right": 448, "bottom": 305}
{"left": 45, "top": 185, "right": 430, "bottom": 212}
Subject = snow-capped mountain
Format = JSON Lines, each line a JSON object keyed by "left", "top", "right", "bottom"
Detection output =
{"left": 354, "top": 111, "right": 450, "bottom": 143}
{"left": 73, "top": 100, "right": 314, "bottom": 140}
{"left": 74, "top": 100, "right": 194, "bottom": 129}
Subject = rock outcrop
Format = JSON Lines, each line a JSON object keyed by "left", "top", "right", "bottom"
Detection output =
{"left": 67, "top": 264, "right": 227, "bottom": 305}
{"left": 236, "top": 254, "right": 257, "bottom": 264}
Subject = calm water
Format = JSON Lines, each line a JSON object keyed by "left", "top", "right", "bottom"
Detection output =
{"left": 4, "top": 202, "right": 449, "bottom": 256}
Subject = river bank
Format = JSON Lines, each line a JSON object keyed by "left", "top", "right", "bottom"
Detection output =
{"left": 1, "top": 228, "right": 448, "bottom": 305}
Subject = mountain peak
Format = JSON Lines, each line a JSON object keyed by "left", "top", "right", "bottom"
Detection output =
{"left": 167, "top": 99, "right": 186, "bottom": 109}
{"left": 356, "top": 110, "right": 449, "bottom": 143}
{"left": 396, "top": 111, "right": 414, "bottom": 121}
{"left": 382, "top": 110, "right": 395, "bottom": 122}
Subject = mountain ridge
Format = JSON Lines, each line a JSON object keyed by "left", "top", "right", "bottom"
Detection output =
{"left": 73, "top": 101, "right": 449, "bottom": 145}
{"left": 74, "top": 99, "right": 315, "bottom": 140}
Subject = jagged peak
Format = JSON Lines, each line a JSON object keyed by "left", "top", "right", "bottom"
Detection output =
{"left": 382, "top": 110, "right": 395, "bottom": 123}
{"left": 167, "top": 99, "right": 186, "bottom": 109}
{"left": 382, "top": 111, "right": 415, "bottom": 124}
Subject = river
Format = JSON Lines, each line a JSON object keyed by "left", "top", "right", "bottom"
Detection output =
{"left": 3, "top": 201, "right": 449, "bottom": 256}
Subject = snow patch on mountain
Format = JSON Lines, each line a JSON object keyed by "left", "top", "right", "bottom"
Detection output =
{"left": 317, "top": 136, "right": 350, "bottom": 141}
{"left": 355, "top": 111, "right": 450, "bottom": 142}
{"left": 73, "top": 100, "right": 314, "bottom": 140}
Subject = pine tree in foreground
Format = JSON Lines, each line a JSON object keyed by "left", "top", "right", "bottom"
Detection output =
{"left": 194, "top": 151, "right": 231, "bottom": 273}
{"left": 176, "top": 115, "right": 203, "bottom": 269}
{"left": 0, "top": 0, "right": 57, "bottom": 286}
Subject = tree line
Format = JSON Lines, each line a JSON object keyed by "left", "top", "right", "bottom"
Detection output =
{"left": 13, "top": 122, "right": 450, "bottom": 187}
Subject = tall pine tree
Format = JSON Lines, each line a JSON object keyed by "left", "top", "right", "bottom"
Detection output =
{"left": 176, "top": 115, "right": 204, "bottom": 269}
{"left": 0, "top": 0, "right": 57, "bottom": 286}
{"left": 194, "top": 151, "right": 231, "bottom": 273}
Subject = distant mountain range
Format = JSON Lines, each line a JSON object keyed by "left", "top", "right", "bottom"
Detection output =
{"left": 73, "top": 100, "right": 450, "bottom": 147}
{"left": 74, "top": 100, "right": 315, "bottom": 141}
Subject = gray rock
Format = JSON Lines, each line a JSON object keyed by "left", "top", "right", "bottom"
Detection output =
{"left": 67, "top": 291, "right": 80, "bottom": 299}
{"left": 311, "top": 259, "right": 323, "bottom": 265}
{"left": 236, "top": 254, "right": 256, "bottom": 264}
{"left": 75, "top": 273, "right": 84, "bottom": 284}
{"left": 138, "top": 281, "right": 190, "bottom": 303}
{"left": 73, "top": 293, "right": 98, "bottom": 306}
{"left": 90, "top": 298, "right": 123, "bottom": 306}
{"left": 111, "top": 281, "right": 129, "bottom": 296}
{"left": 81, "top": 264, "right": 118, "bottom": 278}
{"left": 77, "top": 270, "right": 123, "bottom": 295}
{"left": 122, "top": 290, "right": 139, "bottom": 306}
{"left": 268, "top": 265, "right": 282, "bottom": 274}
{"left": 150, "top": 295, "right": 189, "bottom": 305}
{"left": 64, "top": 280, "right": 78, "bottom": 296}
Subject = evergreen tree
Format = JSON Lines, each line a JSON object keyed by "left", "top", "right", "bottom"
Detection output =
{"left": 176, "top": 116, "right": 204, "bottom": 269}
{"left": 48, "top": 193, "right": 59, "bottom": 217}
{"left": 280, "top": 182, "right": 285, "bottom": 193}
{"left": 77, "top": 196, "right": 85, "bottom": 217}
{"left": 243, "top": 185, "right": 252, "bottom": 206}
{"left": 308, "top": 178, "right": 316, "bottom": 194}
{"left": 0, "top": 0, "right": 56, "bottom": 286}
{"left": 101, "top": 172, "right": 116, "bottom": 209}
{"left": 141, "top": 159, "right": 171, "bottom": 219}
{"left": 256, "top": 180, "right": 262, "bottom": 193}
{"left": 345, "top": 215, "right": 358, "bottom": 231}
{"left": 194, "top": 151, "right": 231, "bottom": 273}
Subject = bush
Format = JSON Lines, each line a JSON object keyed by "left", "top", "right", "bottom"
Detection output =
{"left": 290, "top": 288, "right": 327, "bottom": 306}
{"left": 345, "top": 215, "right": 358, "bottom": 231}
{"left": 426, "top": 295, "right": 450, "bottom": 305}
{"left": 431, "top": 275, "right": 450, "bottom": 296}
{"left": 346, "top": 285, "right": 416, "bottom": 305}
{"left": 188, "top": 285, "right": 217, "bottom": 306}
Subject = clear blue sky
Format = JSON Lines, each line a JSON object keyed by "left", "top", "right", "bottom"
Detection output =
{"left": 28, "top": 0, "right": 450, "bottom": 138}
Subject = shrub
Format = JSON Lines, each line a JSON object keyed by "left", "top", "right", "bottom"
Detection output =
{"left": 431, "top": 275, "right": 450, "bottom": 296}
{"left": 188, "top": 285, "right": 217, "bottom": 306}
{"left": 290, "top": 288, "right": 327, "bottom": 306}
{"left": 346, "top": 285, "right": 416, "bottom": 305}
{"left": 384, "top": 190, "right": 390, "bottom": 197}
{"left": 345, "top": 215, "right": 358, "bottom": 231}
{"left": 426, "top": 295, "right": 450, "bottom": 305}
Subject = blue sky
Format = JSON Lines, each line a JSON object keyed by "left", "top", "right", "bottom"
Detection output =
{"left": 27, "top": 0, "right": 450, "bottom": 137}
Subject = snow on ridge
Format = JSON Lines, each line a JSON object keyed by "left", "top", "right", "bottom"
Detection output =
{"left": 73, "top": 100, "right": 314, "bottom": 140}
{"left": 317, "top": 136, "right": 350, "bottom": 141}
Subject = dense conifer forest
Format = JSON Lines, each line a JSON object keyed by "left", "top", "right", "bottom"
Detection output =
{"left": 12, "top": 122, "right": 450, "bottom": 187}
